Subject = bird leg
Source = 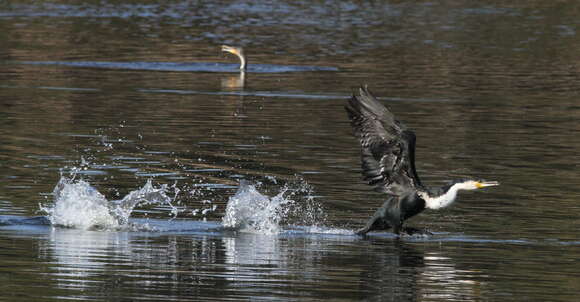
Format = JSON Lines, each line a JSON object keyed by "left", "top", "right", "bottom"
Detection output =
{"left": 355, "top": 226, "right": 371, "bottom": 236}
{"left": 356, "top": 198, "right": 401, "bottom": 236}
{"left": 355, "top": 218, "right": 378, "bottom": 235}
{"left": 355, "top": 211, "right": 392, "bottom": 236}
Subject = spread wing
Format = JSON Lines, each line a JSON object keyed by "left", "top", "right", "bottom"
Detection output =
{"left": 345, "top": 86, "right": 422, "bottom": 196}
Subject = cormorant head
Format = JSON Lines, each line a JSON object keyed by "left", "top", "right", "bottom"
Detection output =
{"left": 450, "top": 178, "right": 500, "bottom": 191}
{"left": 421, "top": 178, "right": 499, "bottom": 210}
{"left": 221, "top": 45, "right": 246, "bottom": 70}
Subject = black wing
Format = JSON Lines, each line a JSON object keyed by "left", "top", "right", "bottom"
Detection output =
{"left": 345, "top": 86, "right": 422, "bottom": 196}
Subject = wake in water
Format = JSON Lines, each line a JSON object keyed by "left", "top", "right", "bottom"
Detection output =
{"left": 18, "top": 61, "right": 338, "bottom": 73}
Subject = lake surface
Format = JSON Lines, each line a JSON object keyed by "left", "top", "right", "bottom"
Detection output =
{"left": 1, "top": 1, "right": 580, "bottom": 301}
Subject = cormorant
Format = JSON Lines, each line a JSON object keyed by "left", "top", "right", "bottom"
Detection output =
{"left": 346, "top": 86, "right": 499, "bottom": 236}
{"left": 222, "top": 45, "right": 247, "bottom": 70}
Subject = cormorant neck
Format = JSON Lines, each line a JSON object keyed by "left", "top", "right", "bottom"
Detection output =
{"left": 420, "top": 184, "right": 461, "bottom": 210}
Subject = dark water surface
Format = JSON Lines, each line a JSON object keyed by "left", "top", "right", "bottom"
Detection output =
{"left": 2, "top": 1, "right": 580, "bottom": 301}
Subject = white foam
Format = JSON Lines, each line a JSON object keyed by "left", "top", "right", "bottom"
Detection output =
{"left": 40, "top": 177, "right": 172, "bottom": 230}
{"left": 222, "top": 181, "right": 287, "bottom": 234}
{"left": 221, "top": 180, "right": 327, "bottom": 235}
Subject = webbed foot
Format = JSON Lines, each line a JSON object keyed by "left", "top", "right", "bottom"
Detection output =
{"left": 355, "top": 227, "right": 371, "bottom": 236}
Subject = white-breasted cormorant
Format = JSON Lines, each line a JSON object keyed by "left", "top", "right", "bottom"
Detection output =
{"left": 222, "top": 45, "right": 247, "bottom": 70}
{"left": 346, "top": 86, "right": 499, "bottom": 236}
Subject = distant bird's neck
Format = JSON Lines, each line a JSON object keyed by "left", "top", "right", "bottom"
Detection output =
{"left": 419, "top": 185, "right": 461, "bottom": 210}
{"left": 239, "top": 55, "right": 247, "bottom": 70}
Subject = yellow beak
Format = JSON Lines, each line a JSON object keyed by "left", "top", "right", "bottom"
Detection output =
{"left": 476, "top": 181, "right": 500, "bottom": 189}
{"left": 222, "top": 45, "right": 239, "bottom": 56}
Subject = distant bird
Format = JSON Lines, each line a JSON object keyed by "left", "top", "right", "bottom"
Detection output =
{"left": 221, "top": 45, "right": 247, "bottom": 70}
{"left": 346, "top": 86, "right": 499, "bottom": 236}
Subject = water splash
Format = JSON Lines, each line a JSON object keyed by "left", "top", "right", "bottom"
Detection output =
{"left": 40, "top": 177, "right": 172, "bottom": 230}
{"left": 38, "top": 173, "right": 327, "bottom": 235}
{"left": 222, "top": 180, "right": 327, "bottom": 235}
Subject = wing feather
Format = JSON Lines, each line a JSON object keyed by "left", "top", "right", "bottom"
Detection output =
{"left": 345, "top": 86, "right": 422, "bottom": 195}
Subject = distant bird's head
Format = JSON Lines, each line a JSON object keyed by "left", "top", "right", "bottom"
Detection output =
{"left": 221, "top": 45, "right": 246, "bottom": 70}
